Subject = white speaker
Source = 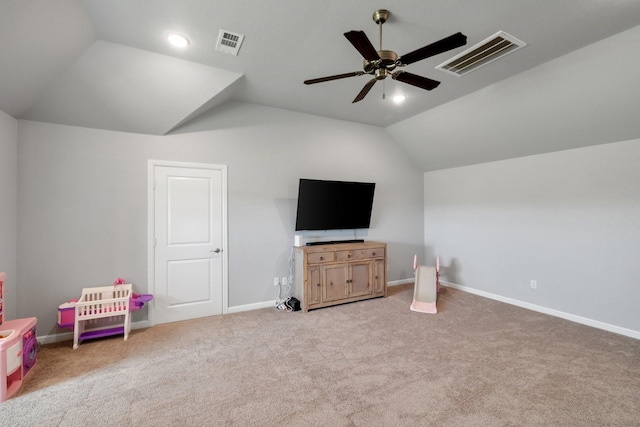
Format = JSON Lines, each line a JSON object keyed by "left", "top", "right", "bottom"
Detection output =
{"left": 294, "top": 235, "right": 304, "bottom": 247}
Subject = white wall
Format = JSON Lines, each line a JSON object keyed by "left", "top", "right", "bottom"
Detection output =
{"left": 424, "top": 139, "right": 640, "bottom": 335}
{"left": 0, "top": 111, "right": 18, "bottom": 321}
{"left": 17, "top": 102, "right": 425, "bottom": 335}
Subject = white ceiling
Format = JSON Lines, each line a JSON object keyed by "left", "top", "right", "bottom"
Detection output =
{"left": 1, "top": 1, "right": 640, "bottom": 143}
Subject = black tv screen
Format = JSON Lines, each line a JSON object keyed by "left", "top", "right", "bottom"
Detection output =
{"left": 295, "top": 179, "right": 376, "bottom": 231}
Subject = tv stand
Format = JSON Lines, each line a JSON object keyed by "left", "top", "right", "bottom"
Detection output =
{"left": 294, "top": 241, "right": 387, "bottom": 312}
{"left": 306, "top": 239, "right": 364, "bottom": 246}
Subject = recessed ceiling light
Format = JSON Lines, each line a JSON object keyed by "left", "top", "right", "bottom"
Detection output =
{"left": 393, "top": 95, "right": 406, "bottom": 104}
{"left": 166, "top": 32, "right": 190, "bottom": 48}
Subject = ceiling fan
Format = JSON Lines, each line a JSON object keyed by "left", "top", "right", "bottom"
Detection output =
{"left": 304, "top": 9, "right": 467, "bottom": 103}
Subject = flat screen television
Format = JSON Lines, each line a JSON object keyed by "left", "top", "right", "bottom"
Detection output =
{"left": 295, "top": 178, "right": 376, "bottom": 231}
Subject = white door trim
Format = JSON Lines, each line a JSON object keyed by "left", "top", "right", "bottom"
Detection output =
{"left": 147, "top": 159, "right": 229, "bottom": 326}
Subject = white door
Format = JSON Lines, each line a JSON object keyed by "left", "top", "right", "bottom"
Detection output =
{"left": 150, "top": 161, "right": 227, "bottom": 324}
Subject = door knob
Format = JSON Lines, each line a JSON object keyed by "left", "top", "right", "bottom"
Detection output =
{"left": 211, "top": 248, "right": 222, "bottom": 253}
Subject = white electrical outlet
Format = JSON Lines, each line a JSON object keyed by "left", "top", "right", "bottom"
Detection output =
{"left": 530, "top": 280, "right": 537, "bottom": 289}
{"left": 282, "top": 276, "right": 288, "bottom": 287}
{"left": 273, "top": 277, "right": 280, "bottom": 287}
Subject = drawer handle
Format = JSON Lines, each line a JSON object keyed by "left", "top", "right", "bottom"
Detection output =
{"left": 347, "top": 254, "right": 351, "bottom": 258}
{"left": 320, "top": 256, "right": 324, "bottom": 261}
{"left": 372, "top": 252, "right": 376, "bottom": 256}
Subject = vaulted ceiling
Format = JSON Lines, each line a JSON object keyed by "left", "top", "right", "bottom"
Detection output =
{"left": 2, "top": 1, "right": 640, "bottom": 167}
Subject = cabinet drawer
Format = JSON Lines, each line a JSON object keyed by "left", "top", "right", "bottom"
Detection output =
{"left": 337, "top": 247, "right": 384, "bottom": 261}
{"left": 336, "top": 250, "right": 355, "bottom": 261}
{"left": 358, "top": 247, "right": 384, "bottom": 259}
{"left": 308, "top": 252, "right": 335, "bottom": 263}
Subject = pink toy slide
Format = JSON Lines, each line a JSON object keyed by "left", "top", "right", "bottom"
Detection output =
{"left": 410, "top": 255, "right": 440, "bottom": 314}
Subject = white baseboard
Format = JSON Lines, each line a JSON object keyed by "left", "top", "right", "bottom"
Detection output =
{"left": 38, "top": 281, "right": 637, "bottom": 342}
{"left": 228, "top": 279, "right": 414, "bottom": 314}
{"left": 388, "top": 278, "right": 414, "bottom": 287}
{"left": 37, "top": 304, "right": 278, "bottom": 344}
{"left": 441, "top": 281, "right": 640, "bottom": 340}
{"left": 228, "top": 300, "right": 277, "bottom": 313}
{"left": 37, "top": 320, "right": 152, "bottom": 345}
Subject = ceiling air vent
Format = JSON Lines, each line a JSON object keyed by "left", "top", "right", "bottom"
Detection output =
{"left": 216, "top": 29, "right": 245, "bottom": 56}
{"left": 436, "top": 31, "right": 526, "bottom": 77}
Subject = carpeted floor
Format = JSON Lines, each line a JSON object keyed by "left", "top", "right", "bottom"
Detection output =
{"left": 3, "top": 285, "right": 639, "bottom": 426}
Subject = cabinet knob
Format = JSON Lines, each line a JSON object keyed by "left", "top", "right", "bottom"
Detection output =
{"left": 372, "top": 252, "right": 376, "bottom": 256}
{"left": 347, "top": 254, "right": 351, "bottom": 258}
{"left": 320, "top": 256, "right": 324, "bottom": 261}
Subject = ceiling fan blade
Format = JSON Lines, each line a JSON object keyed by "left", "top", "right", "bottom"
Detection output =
{"left": 304, "top": 71, "right": 364, "bottom": 85}
{"left": 398, "top": 32, "right": 467, "bottom": 65}
{"left": 352, "top": 78, "right": 377, "bottom": 103}
{"left": 344, "top": 30, "right": 381, "bottom": 61}
{"left": 392, "top": 71, "right": 440, "bottom": 91}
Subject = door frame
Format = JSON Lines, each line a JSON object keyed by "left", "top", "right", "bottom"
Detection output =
{"left": 147, "top": 159, "right": 229, "bottom": 326}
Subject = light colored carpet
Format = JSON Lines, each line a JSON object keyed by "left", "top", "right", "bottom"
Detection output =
{"left": 3, "top": 285, "right": 639, "bottom": 426}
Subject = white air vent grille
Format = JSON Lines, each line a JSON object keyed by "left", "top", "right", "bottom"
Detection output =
{"left": 436, "top": 31, "right": 526, "bottom": 76}
{"left": 216, "top": 29, "right": 245, "bottom": 56}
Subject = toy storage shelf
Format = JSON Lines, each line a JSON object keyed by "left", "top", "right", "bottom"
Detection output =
{"left": 79, "top": 326, "right": 126, "bottom": 341}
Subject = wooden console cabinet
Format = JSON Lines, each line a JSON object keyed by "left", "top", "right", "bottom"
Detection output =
{"left": 293, "top": 241, "right": 387, "bottom": 312}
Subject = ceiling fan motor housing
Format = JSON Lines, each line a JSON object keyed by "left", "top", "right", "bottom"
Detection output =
{"left": 364, "top": 50, "right": 398, "bottom": 74}
{"left": 378, "top": 50, "right": 398, "bottom": 69}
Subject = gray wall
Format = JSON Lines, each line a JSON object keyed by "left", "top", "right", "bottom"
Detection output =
{"left": 424, "top": 139, "right": 640, "bottom": 334}
{"left": 0, "top": 111, "right": 18, "bottom": 320}
{"left": 17, "top": 102, "right": 425, "bottom": 335}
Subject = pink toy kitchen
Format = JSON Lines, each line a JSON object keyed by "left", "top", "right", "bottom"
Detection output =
{"left": 1, "top": 272, "right": 38, "bottom": 402}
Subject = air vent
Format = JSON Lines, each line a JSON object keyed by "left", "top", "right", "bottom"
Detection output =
{"left": 216, "top": 29, "right": 245, "bottom": 56}
{"left": 436, "top": 31, "right": 526, "bottom": 76}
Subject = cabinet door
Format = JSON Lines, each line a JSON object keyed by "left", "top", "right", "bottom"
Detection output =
{"left": 307, "top": 266, "right": 321, "bottom": 306}
{"left": 322, "top": 264, "right": 348, "bottom": 302}
{"left": 374, "top": 259, "right": 386, "bottom": 295}
{"left": 349, "top": 262, "right": 372, "bottom": 297}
